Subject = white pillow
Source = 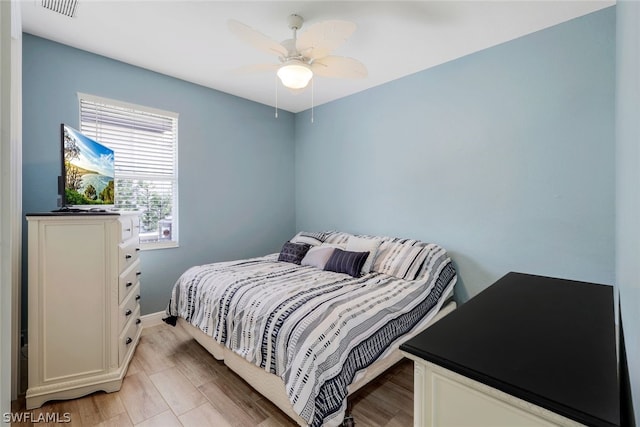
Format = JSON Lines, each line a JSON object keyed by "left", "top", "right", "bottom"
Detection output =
{"left": 346, "top": 236, "right": 382, "bottom": 274}
{"left": 290, "top": 231, "right": 325, "bottom": 246}
{"left": 301, "top": 246, "right": 335, "bottom": 269}
{"left": 373, "top": 241, "right": 428, "bottom": 280}
{"left": 319, "top": 242, "right": 347, "bottom": 250}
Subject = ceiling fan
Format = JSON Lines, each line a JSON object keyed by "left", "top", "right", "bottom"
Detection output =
{"left": 228, "top": 14, "right": 368, "bottom": 90}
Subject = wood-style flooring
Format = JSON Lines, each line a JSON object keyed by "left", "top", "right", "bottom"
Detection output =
{"left": 11, "top": 323, "right": 414, "bottom": 426}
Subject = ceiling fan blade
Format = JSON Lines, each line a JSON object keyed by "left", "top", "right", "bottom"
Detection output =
{"left": 228, "top": 19, "right": 288, "bottom": 57}
{"left": 296, "top": 20, "right": 356, "bottom": 60}
{"left": 311, "top": 56, "right": 367, "bottom": 79}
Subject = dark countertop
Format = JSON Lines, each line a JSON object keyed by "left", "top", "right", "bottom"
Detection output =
{"left": 400, "top": 272, "right": 620, "bottom": 427}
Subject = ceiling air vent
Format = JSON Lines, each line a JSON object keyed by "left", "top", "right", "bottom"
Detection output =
{"left": 41, "top": 0, "right": 78, "bottom": 18}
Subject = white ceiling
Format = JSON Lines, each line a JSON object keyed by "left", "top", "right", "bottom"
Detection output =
{"left": 21, "top": 0, "right": 614, "bottom": 113}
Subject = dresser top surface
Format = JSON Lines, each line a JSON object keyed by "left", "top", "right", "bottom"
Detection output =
{"left": 401, "top": 272, "right": 620, "bottom": 427}
{"left": 26, "top": 210, "right": 139, "bottom": 217}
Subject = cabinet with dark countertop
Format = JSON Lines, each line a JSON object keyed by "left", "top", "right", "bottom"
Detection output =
{"left": 400, "top": 272, "right": 620, "bottom": 427}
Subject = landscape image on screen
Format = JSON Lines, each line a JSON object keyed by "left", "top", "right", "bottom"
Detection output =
{"left": 63, "top": 125, "right": 115, "bottom": 205}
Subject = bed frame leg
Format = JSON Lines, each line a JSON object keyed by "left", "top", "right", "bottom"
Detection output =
{"left": 342, "top": 401, "right": 355, "bottom": 427}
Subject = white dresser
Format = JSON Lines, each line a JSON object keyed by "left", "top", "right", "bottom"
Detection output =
{"left": 26, "top": 212, "right": 143, "bottom": 409}
{"left": 400, "top": 273, "right": 620, "bottom": 427}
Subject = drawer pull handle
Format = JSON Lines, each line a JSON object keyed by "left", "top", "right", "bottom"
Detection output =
{"left": 136, "top": 318, "right": 142, "bottom": 325}
{"left": 135, "top": 294, "right": 141, "bottom": 301}
{"left": 126, "top": 282, "right": 133, "bottom": 288}
{"left": 125, "top": 337, "right": 133, "bottom": 345}
{"left": 135, "top": 248, "right": 141, "bottom": 252}
{"left": 125, "top": 309, "right": 132, "bottom": 316}
{"left": 124, "top": 228, "right": 131, "bottom": 232}
{"left": 125, "top": 254, "right": 132, "bottom": 259}
{"left": 136, "top": 272, "right": 142, "bottom": 276}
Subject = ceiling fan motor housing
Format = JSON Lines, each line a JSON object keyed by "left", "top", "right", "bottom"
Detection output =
{"left": 288, "top": 14, "right": 304, "bottom": 31}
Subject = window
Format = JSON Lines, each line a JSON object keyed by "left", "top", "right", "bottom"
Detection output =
{"left": 78, "top": 93, "right": 179, "bottom": 249}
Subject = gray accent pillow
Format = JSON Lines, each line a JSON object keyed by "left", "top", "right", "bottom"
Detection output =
{"left": 278, "top": 241, "right": 311, "bottom": 264}
{"left": 324, "top": 249, "right": 369, "bottom": 278}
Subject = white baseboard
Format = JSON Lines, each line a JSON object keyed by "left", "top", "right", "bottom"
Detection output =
{"left": 140, "top": 311, "right": 166, "bottom": 328}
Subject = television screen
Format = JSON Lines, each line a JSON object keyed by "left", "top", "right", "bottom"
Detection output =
{"left": 61, "top": 124, "right": 115, "bottom": 206}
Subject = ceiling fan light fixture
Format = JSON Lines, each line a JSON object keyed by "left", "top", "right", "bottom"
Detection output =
{"left": 277, "top": 61, "right": 313, "bottom": 89}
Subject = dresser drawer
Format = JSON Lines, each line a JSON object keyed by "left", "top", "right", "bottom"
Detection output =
{"left": 119, "top": 216, "right": 134, "bottom": 241}
{"left": 118, "top": 237, "right": 140, "bottom": 273}
{"left": 119, "top": 306, "right": 142, "bottom": 366}
{"left": 119, "top": 259, "right": 141, "bottom": 304}
{"left": 119, "top": 282, "right": 141, "bottom": 333}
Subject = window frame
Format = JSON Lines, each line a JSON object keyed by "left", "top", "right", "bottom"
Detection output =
{"left": 78, "top": 92, "right": 179, "bottom": 250}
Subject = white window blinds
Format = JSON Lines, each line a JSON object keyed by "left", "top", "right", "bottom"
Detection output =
{"left": 79, "top": 93, "right": 179, "bottom": 248}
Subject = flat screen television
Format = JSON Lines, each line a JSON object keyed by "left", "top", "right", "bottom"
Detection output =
{"left": 58, "top": 123, "right": 115, "bottom": 208}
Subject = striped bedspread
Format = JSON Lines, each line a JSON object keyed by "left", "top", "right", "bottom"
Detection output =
{"left": 165, "top": 244, "right": 456, "bottom": 426}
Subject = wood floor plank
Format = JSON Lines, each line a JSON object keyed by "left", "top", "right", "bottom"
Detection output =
{"left": 135, "top": 339, "right": 176, "bottom": 375}
{"left": 118, "top": 372, "right": 170, "bottom": 424}
{"left": 198, "top": 378, "right": 268, "bottom": 426}
{"left": 383, "top": 411, "right": 413, "bottom": 427}
{"left": 90, "top": 391, "right": 128, "bottom": 420}
{"left": 75, "top": 394, "right": 109, "bottom": 425}
{"left": 133, "top": 410, "right": 182, "bottom": 427}
{"left": 178, "top": 402, "right": 233, "bottom": 427}
{"left": 253, "top": 398, "right": 298, "bottom": 427}
{"left": 125, "top": 350, "right": 144, "bottom": 378}
{"left": 255, "top": 417, "right": 297, "bottom": 427}
{"left": 170, "top": 341, "right": 222, "bottom": 388}
{"left": 95, "top": 412, "right": 134, "bottom": 427}
{"left": 216, "top": 368, "right": 264, "bottom": 403}
{"left": 351, "top": 388, "right": 397, "bottom": 427}
{"left": 145, "top": 325, "right": 189, "bottom": 357}
{"left": 148, "top": 367, "right": 208, "bottom": 416}
{"left": 366, "top": 379, "right": 413, "bottom": 416}
{"left": 389, "top": 359, "right": 414, "bottom": 391}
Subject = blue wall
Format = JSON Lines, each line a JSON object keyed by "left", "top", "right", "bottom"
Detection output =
{"left": 295, "top": 7, "right": 616, "bottom": 302}
{"left": 22, "top": 34, "right": 296, "bottom": 317}
{"left": 615, "top": 1, "right": 639, "bottom": 422}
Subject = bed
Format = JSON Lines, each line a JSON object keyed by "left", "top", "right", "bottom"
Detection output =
{"left": 164, "top": 231, "right": 457, "bottom": 426}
